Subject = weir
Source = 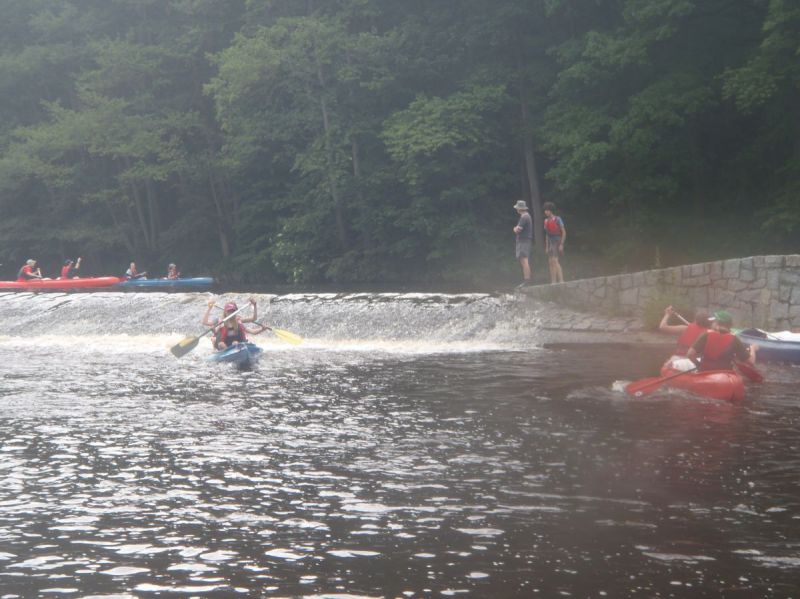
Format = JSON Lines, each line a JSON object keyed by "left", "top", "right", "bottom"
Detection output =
{"left": 0, "top": 291, "right": 546, "bottom": 352}
{"left": 520, "top": 254, "right": 800, "bottom": 330}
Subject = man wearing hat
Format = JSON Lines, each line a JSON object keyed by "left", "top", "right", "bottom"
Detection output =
{"left": 512, "top": 200, "right": 533, "bottom": 287}
{"left": 687, "top": 310, "right": 756, "bottom": 371}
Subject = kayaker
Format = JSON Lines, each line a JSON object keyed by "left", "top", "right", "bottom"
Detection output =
{"left": 60, "top": 257, "right": 81, "bottom": 279}
{"left": 543, "top": 201, "right": 566, "bottom": 284}
{"left": 202, "top": 299, "right": 260, "bottom": 350}
{"left": 512, "top": 200, "right": 533, "bottom": 288}
{"left": 687, "top": 310, "right": 756, "bottom": 371}
{"left": 17, "top": 259, "right": 42, "bottom": 281}
{"left": 659, "top": 306, "right": 711, "bottom": 370}
{"left": 125, "top": 262, "right": 147, "bottom": 280}
{"left": 166, "top": 263, "right": 180, "bottom": 280}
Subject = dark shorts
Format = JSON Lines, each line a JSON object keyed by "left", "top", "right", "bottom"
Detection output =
{"left": 516, "top": 239, "right": 532, "bottom": 259}
{"left": 546, "top": 237, "right": 562, "bottom": 257}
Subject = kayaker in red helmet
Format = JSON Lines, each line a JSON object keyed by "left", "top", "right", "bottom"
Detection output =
{"left": 687, "top": 310, "right": 756, "bottom": 371}
{"left": 202, "top": 299, "right": 265, "bottom": 350}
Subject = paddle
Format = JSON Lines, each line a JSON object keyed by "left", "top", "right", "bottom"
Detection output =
{"left": 170, "top": 304, "right": 249, "bottom": 358}
{"left": 675, "top": 310, "right": 764, "bottom": 383}
{"left": 261, "top": 325, "right": 303, "bottom": 345}
{"left": 625, "top": 366, "right": 698, "bottom": 398}
{"left": 211, "top": 305, "right": 303, "bottom": 345}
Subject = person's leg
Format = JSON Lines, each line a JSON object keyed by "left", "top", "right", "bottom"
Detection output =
{"left": 553, "top": 256, "right": 564, "bottom": 283}
{"left": 519, "top": 257, "right": 531, "bottom": 281}
{"left": 547, "top": 256, "right": 557, "bottom": 284}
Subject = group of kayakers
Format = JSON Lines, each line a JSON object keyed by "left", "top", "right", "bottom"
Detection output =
{"left": 16, "top": 258, "right": 179, "bottom": 282}
{"left": 659, "top": 305, "right": 757, "bottom": 372}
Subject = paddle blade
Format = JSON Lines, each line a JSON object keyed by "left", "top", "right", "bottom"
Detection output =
{"left": 170, "top": 335, "right": 200, "bottom": 358}
{"left": 624, "top": 377, "right": 666, "bottom": 397}
{"left": 735, "top": 361, "right": 764, "bottom": 383}
{"left": 272, "top": 328, "right": 303, "bottom": 345}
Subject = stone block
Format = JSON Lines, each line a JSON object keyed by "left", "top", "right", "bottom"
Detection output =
{"left": 753, "top": 256, "right": 766, "bottom": 267}
{"left": 749, "top": 275, "right": 767, "bottom": 290}
{"left": 684, "top": 275, "right": 711, "bottom": 287}
{"left": 682, "top": 265, "right": 693, "bottom": 278}
{"left": 765, "top": 255, "right": 785, "bottom": 267}
{"left": 620, "top": 274, "right": 633, "bottom": 290}
{"left": 645, "top": 270, "right": 661, "bottom": 286}
{"left": 785, "top": 255, "right": 800, "bottom": 267}
{"left": 710, "top": 288, "right": 737, "bottom": 306}
{"left": 592, "top": 286, "right": 607, "bottom": 299}
{"left": 779, "top": 285, "right": 792, "bottom": 303}
{"left": 632, "top": 272, "right": 645, "bottom": 287}
{"left": 779, "top": 271, "right": 800, "bottom": 286}
{"left": 723, "top": 259, "right": 740, "bottom": 278}
{"left": 740, "top": 267, "right": 756, "bottom": 282}
{"left": 767, "top": 270, "right": 780, "bottom": 290}
{"left": 710, "top": 261, "right": 723, "bottom": 281}
{"left": 789, "top": 303, "right": 800, "bottom": 319}
{"left": 770, "top": 301, "right": 790, "bottom": 319}
{"left": 792, "top": 285, "right": 800, "bottom": 305}
{"left": 693, "top": 263, "right": 708, "bottom": 276}
{"left": 728, "top": 279, "right": 751, "bottom": 292}
{"left": 619, "top": 287, "right": 639, "bottom": 306}
{"left": 689, "top": 287, "right": 709, "bottom": 307}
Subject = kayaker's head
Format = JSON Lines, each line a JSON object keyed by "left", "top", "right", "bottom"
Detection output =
{"left": 223, "top": 302, "right": 238, "bottom": 314}
{"left": 543, "top": 201, "right": 556, "bottom": 216}
{"left": 26, "top": 259, "right": 36, "bottom": 267}
{"left": 694, "top": 310, "right": 711, "bottom": 328}
{"left": 63, "top": 259, "right": 73, "bottom": 266}
{"left": 710, "top": 310, "right": 733, "bottom": 332}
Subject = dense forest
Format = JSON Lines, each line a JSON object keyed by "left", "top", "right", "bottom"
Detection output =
{"left": 0, "top": 0, "right": 797, "bottom": 286}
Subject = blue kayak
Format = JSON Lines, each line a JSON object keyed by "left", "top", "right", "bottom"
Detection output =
{"left": 737, "top": 328, "right": 800, "bottom": 364}
{"left": 115, "top": 277, "right": 215, "bottom": 290}
{"left": 208, "top": 342, "right": 263, "bottom": 368}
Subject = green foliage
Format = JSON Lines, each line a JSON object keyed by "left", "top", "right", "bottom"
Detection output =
{"left": 0, "top": 0, "right": 796, "bottom": 284}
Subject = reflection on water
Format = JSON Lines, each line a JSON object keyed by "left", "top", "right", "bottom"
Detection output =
{"left": 0, "top": 304, "right": 799, "bottom": 596}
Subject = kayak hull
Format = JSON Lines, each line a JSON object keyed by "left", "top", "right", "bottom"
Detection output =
{"left": 208, "top": 342, "right": 262, "bottom": 368}
{"left": 115, "top": 277, "right": 215, "bottom": 290}
{"left": 0, "top": 277, "right": 122, "bottom": 291}
{"left": 658, "top": 363, "right": 745, "bottom": 402}
{"left": 737, "top": 329, "right": 800, "bottom": 364}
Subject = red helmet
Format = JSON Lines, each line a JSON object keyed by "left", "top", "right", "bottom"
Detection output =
{"left": 224, "top": 302, "right": 238, "bottom": 312}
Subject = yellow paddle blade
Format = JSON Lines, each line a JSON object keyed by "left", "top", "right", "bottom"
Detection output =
{"left": 170, "top": 335, "right": 200, "bottom": 358}
{"left": 272, "top": 328, "right": 303, "bottom": 345}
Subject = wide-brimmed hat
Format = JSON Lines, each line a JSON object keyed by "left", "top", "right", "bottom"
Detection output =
{"left": 63, "top": 259, "right": 73, "bottom": 266}
{"left": 26, "top": 259, "right": 36, "bottom": 266}
{"left": 710, "top": 310, "right": 733, "bottom": 327}
{"left": 513, "top": 200, "right": 528, "bottom": 211}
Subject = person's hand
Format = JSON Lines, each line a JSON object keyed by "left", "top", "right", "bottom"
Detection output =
{"left": 559, "top": 243, "right": 564, "bottom": 254}
{"left": 513, "top": 226, "right": 521, "bottom": 234}
{"left": 207, "top": 300, "right": 216, "bottom": 308}
{"left": 664, "top": 305, "right": 674, "bottom": 315}
{"left": 249, "top": 298, "right": 256, "bottom": 306}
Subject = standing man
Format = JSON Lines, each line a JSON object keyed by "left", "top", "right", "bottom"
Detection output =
{"left": 543, "top": 201, "right": 566, "bottom": 284}
{"left": 512, "top": 200, "right": 533, "bottom": 288}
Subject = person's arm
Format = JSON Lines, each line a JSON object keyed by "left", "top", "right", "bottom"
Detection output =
{"left": 243, "top": 323, "right": 269, "bottom": 335}
{"left": 559, "top": 218, "right": 566, "bottom": 251}
{"left": 733, "top": 337, "right": 756, "bottom": 365}
{"left": 659, "top": 306, "right": 686, "bottom": 334}
{"left": 241, "top": 298, "right": 258, "bottom": 323}
{"left": 687, "top": 332, "right": 708, "bottom": 364}
{"left": 201, "top": 301, "right": 216, "bottom": 327}
{"left": 75, "top": 257, "right": 82, "bottom": 271}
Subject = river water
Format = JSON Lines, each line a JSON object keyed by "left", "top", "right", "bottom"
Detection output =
{"left": 0, "top": 291, "right": 798, "bottom": 598}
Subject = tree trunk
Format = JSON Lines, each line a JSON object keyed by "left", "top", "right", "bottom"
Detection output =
{"left": 520, "top": 99, "right": 544, "bottom": 252}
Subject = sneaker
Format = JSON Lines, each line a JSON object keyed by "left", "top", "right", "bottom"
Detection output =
{"left": 515, "top": 280, "right": 532, "bottom": 289}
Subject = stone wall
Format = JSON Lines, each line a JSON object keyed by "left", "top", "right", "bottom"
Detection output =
{"left": 522, "top": 255, "right": 800, "bottom": 330}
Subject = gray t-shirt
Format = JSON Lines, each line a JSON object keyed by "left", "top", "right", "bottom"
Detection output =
{"left": 516, "top": 212, "right": 532, "bottom": 240}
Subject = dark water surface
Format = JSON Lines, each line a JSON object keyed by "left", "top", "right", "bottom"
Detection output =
{"left": 0, "top": 292, "right": 799, "bottom": 598}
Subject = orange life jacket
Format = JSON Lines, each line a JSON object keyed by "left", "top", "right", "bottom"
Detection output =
{"left": 699, "top": 331, "right": 736, "bottom": 371}
{"left": 675, "top": 323, "right": 708, "bottom": 356}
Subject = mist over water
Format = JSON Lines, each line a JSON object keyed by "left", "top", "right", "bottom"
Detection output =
{"left": 0, "top": 292, "right": 799, "bottom": 597}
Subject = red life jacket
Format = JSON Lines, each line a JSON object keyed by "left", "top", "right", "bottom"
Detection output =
{"left": 699, "top": 331, "right": 736, "bottom": 371}
{"left": 218, "top": 319, "right": 247, "bottom": 345}
{"left": 675, "top": 323, "right": 708, "bottom": 356}
{"left": 61, "top": 265, "right": 71, "bottom": 278}
{"left": 17, "top": 265, "right": 34, "bottom": 281}
{"left": 544, "top": 216, "right": 562, "bottom": 236}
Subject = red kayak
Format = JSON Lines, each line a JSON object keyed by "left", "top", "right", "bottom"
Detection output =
{"left": 652, "top": 362, "right": 745, "bottom": 402}
{"left": 0, "top": 277, "right": 122, "bottom": 291}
